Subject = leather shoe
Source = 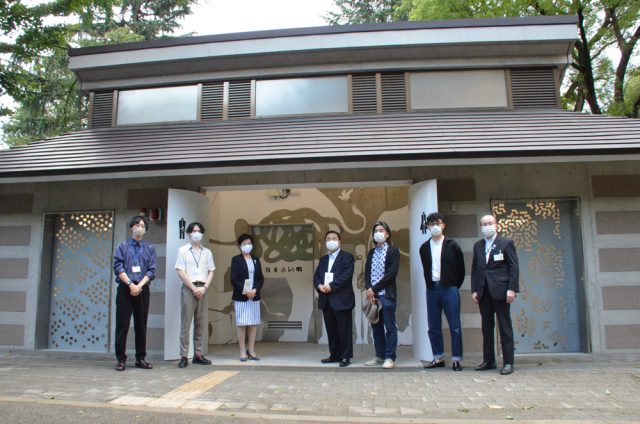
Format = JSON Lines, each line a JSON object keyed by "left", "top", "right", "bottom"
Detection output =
{"left": 474, "top": 361, "right": 497, "bottom": 371}
{"left": 339, "top": 358, "right": 350, "bottom": 368}
{"left": 115, "top": 362, "right": 125, "bottom": 371}
{"left": 452, "top": 361, "right": 463, "bottom": 371}
{"left": 192, "top": 355, "right": 212, "bottom": 365}
{"left": 135, "top": 360, "right": 153, "bottom": 369}
{"left": 423, "top": 359, "right": 445, "bottom": 369}
{"left": 321, "top": 357, "right": 339, "bottom": 364}
{"left": 178, "top": 357, "right": 188, "bottom": 368}
{"left": 500, "top": 364, "right": 514, "bottom": 375}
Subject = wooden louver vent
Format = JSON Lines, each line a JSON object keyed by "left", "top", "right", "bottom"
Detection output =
{"left": 90, "top": 91, "right": 113, "bottom": 128}
{"left": 381, "top": 73, "right": 406, "bottom": 112}
{"left": 510, "top": 68, "right": 558, "bottom": 108}
{"left": 201, "top": 82, "right": 224, "bottom": 120}
{"left": 352, "top": 74, "right": 378, "bottom": 114}
{"left": 228, "top": 80, "right": 252, "bottom": 118}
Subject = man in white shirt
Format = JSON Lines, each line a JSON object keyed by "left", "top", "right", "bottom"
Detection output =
{"left": 175, "top": 222, "right": 215, "bottom": 368}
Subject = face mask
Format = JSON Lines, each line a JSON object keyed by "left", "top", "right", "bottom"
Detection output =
{"left": 481, "top": 225, "right": 496, "bottom": 238}
{"left": 326, "top": 240, "right": 339, "bottom": 251}
{"left": 132, "top": 227, "right": 145, "bottom": 238}
{"left": 373, "top": 231, "right": 386, "bottom": 243}
{"left": 429, "top": 225, "right": 442, "bottom": 237}
{"left": 190, "top": 231, "right": 203, "bottom": 243}
{"left": 241, "top": 244, "right": 253, "bottom": 254}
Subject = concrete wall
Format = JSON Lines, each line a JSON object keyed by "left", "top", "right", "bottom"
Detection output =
{"left": 1, "top": 160, "right": 639, "bottom": 354}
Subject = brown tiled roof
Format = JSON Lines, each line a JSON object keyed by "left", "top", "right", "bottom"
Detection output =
{"left": 1, "top": 110, "right": 639, "bottom": 178}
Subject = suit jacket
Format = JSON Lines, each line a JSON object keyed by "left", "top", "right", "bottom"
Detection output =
{"left": 471, "top": 235, "right": 519, "bottom": 300}
{"left": 419, "top": 237, "right": 465, "bottom": 289}
{"left": 313, "top": 250, "right": 355, "bottom": 311}
{"left": 364, "top": 243, "right": 400, "bottom": 300}
{"left": 230, "top": 254, "right": 265, "bottom": 301}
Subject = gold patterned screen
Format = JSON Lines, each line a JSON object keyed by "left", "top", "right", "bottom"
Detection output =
{"left": 48, "top": 212, "right": 114, "bottom": 351}
{"left": 492, "top": 200, "right": 586, "bottom": 353}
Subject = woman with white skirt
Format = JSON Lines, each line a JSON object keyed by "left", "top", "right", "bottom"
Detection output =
{"left": 230, "top": 233, "right": 264, "bottom": 361}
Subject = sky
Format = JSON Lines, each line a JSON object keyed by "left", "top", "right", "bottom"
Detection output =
{"left": 177, "top": 0, "right": 337, "bottom": 37}
{"left": 0, "top": 0, "right": 339, "bottom": 150}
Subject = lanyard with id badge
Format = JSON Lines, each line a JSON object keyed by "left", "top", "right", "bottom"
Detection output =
{"left": 190, "top": 247, "right": 203, "bottom": 282}
{"left": 131, "top": 241, "right": 142, "bottom": 274}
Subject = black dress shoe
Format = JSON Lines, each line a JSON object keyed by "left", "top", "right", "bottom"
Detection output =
{"left": 423, "top": 359, "right": 445, "bottom": 369}
{"left": 115, "top": 362, "right": 125, "bottom": 371}
{"left": 192, "top": 355, "right": 212, "bottom": 365}
{"left": 500, "top": 364, "right": 514, "bottom": 375}
{"left": 321, "top": 357, "right": 339, "bottom": 363}
{"left": 452, "top": 361, "right": 463, "bottom": 371}
{"left": 246, "top": 351, "right": 260, "bottom": 361}
{"left": 135, "top": 360, "right": 153, "bottom": 369}
{"left": 474, "top": 361, "right": 497, "bottom": 371}
{"left": 178, "top": 357, "right": 188, "bottom": 368}
{"left": 339, "top": 358, "right": 350, "bottom": 368}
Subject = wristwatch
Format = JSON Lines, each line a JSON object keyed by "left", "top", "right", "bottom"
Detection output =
{"left": 125, "top": 280, "right": 132, "bottom": 285}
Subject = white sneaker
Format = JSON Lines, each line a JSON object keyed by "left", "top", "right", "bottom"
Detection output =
{"left": 365, "top": 357, "right": 384, "bottom": 366}
{"left": 382, "top": 359, "right": 395, "bottom": 369}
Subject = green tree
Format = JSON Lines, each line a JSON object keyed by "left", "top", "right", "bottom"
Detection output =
{"left": 1, "top": 0, "right": 195, "bottom": 146}
{"left": 327, "top": 0, "right": 640, "bottom": 117}
{"left": 325, "top": 0, "right": 407, "bottom": 24}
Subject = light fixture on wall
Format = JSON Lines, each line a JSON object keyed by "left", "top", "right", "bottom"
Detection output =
{"left": 266, "top": 188, "right": 291, "bottom": 199}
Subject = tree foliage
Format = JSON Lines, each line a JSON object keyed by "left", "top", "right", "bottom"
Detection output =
{"left": 327, "top": 0, "right": 640, "bottom": 117}
{"left": 1, "top": 0, "right": 195, "bottom": 146}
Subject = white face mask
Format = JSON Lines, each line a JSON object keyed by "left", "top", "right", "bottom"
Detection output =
{"left": 132, "top": 226, "right": 146, "bottom": 238}
{"left": 373, "top": 231, "right": 386, "bottom": 244}
{"left": 326, "top": 240, "right": 339, "bottom": 251}
{"left": 241, "top": 244, "right": 253, "bottom": 254}
{"left": 481, "top": 224, "right": 496, "bottom": 238}
{"left": 429, "top": 225, "right": 442, "bottom": 237}
{"left": 190, "top": 231, "right": 203, "bottom": 243}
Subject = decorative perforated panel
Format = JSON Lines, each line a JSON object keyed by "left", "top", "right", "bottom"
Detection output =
{"left": 492, "top": 199, "right": 586, "bottom": 353}
{"left": 48, "top": 212, "right": 114, "bottom": 351}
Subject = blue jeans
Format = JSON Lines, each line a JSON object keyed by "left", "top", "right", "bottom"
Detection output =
{"left": 427, "top": 283, "right": 463, "bottom": 361}
{"left": 371, "top": 294, "right": 398, "bottom": 360}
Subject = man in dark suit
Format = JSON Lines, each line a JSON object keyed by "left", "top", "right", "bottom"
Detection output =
{"left": 471, "top": 214, "right": 519, "bottom": 375}
{"left": 419, "top": 212, "right": 466, "bottom": 371}
{"left": 313, "top": 230, "right": 355, "bottom": 367}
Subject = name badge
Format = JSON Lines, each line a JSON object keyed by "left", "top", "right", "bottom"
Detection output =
{"left": 131, "top": 265, "right": 141, "bottom": 273}
{"left": 493, "top": 253, "right": 504, "bottom": 261}
{"left": 324, "top": 272, "right": 334, "bottom": 285}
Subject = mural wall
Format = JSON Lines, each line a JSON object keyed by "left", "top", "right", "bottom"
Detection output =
{"left": 206, "top": 187, "right": 411, "bottom": 346}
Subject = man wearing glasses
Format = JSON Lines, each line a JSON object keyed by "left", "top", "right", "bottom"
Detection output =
{"left": 113, "top": 215, "right": 157, "bottom": 371}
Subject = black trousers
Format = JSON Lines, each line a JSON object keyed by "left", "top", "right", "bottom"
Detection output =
{"left": 115, "top": 283, "right": 150, "bottom": 362}
{"left": 322, "top": 305, "right": 353, "bottom": 361}
{"left": 479, "top": 292, "right": 515, "bottom": 365}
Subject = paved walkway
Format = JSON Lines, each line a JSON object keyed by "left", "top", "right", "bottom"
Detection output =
{"left": 1, "top": 344, "right": 639, "bottom": 423}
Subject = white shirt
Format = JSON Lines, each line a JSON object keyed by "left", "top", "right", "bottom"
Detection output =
{"left": 327, "top": 248, "right": 340, "bottom": 272}
{"left": 484, "top": 235, "right": 497, "bottom": 263}
{"left": 430, "top": 237, "right": 443, "bottom": 281}
{"left": 175, "top": 243, "right": 216, "bottom": 282}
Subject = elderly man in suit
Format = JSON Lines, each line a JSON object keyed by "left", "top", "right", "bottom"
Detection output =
{"left": 471, "top": 214, "right": 519, "bottom": 375}
{"left": 313, "top": 230, "right": 355, "bottom": 367}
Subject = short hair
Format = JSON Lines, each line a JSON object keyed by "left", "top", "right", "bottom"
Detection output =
{"left": 427, "top": 212, "right": 445, "bottom": 224}
{"left": 186, "top": 222, "right": 205, "bottom": 234}
{"left": 371, "top": 220, "right": 392, "bottom": 241}
{"left": 128, "top": 215, "right": 149, "bottom": 229}
{"left": 237, "top": 233, "right": 253, "bottom": 246}
{"left": 325, "top": 230, "right": 341, "bottom": 240}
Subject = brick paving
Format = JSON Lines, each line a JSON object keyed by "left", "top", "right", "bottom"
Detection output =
{"left": 1, "top": 345, "right": 639, "bottom": 422}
